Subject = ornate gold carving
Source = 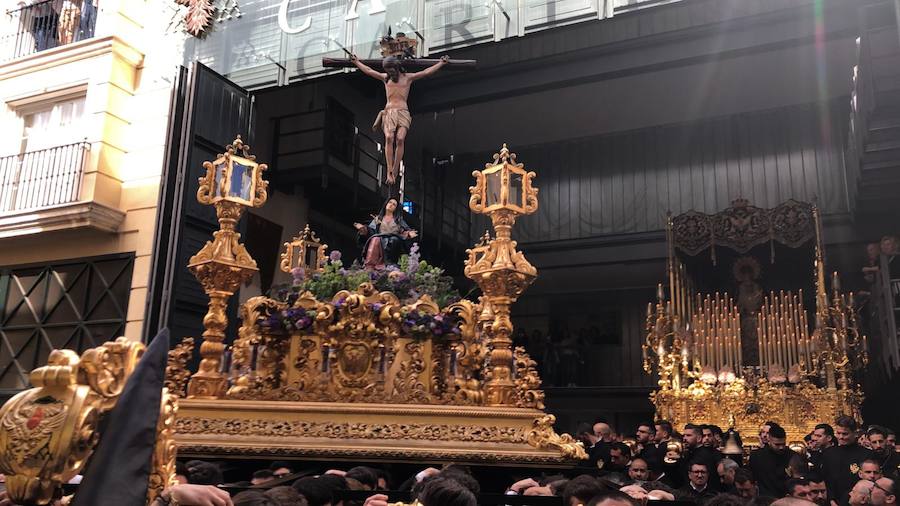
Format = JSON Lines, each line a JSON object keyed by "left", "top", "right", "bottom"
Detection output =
{"left": 174, "top": 398, "right": 587, "bottom": 465}
{"left": 513, "top": 347, "right": 544, "bottom": 410}
{"left": 188, "top": 136, "right": 269, "bottom": 399}
{"left": 526, "top": 415, "right": 587, "bottom": 460}
{"left": 446, "top": 300, "right": 483, "bottom": 405}
{"left": 177, "top": 417, "right": 526, "bottom": 443}
{"left": 291, "top": 337, "right": 319, "bottom": 386}
{"left": 648, "top": 200, "right": 865, "bottom": 443}
{"left": 77, "top": 337, "right": 145, "bottom": 411}
{"left": 177, "top": 443, "right": 581, "bottom": 464}
{"left": 280, "top": 224, "right": 328, "bottom": 274}
{"left": 148, "top": 390, "right": 179, "bottom": 504}
{"left": 225, "top": 284, "right": 479, "bottom": 405}
{"left": 165, "top": 337, "right": 194, "bottom": 397}
{"left": 197, "top": 136, "right": 268, "bottom": 208}
{"left": 392, "top": 341, "right": 429, "bottom": 403}
{"left": 467, "top": 145, "right": 539, "bottom": 406}
{"left": 234, "top": 297, "right": 286, "bottom": 372}
{"left": 0, "top": 339, "right": 145, "bottom": 505}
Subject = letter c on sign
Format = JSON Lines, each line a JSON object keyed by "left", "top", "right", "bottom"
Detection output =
{"left": 279, "top": 0, "right": 312, "bottom": 34}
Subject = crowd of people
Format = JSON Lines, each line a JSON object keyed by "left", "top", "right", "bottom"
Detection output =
{"left": 572, "top": 416, "right": 897, "bottom": 506}
{"left": 120, "top": 415, "right": 897, "bottom": 506}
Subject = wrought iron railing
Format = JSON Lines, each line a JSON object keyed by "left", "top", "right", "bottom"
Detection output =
{"left": 0, "top": 142, "right": 90, "bottom": 212}
{"left": 1, "top": 0, "right": 98, "bottom": 62}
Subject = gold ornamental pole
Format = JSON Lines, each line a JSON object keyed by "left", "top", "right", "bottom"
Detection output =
{"left": 186, "top": 136, "right": 269, "bottom": 399}
{"left": 465, "top": 144, "right": 539, "bottom": 406}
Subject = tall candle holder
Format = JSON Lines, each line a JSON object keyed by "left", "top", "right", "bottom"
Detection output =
{"left": 465, "top": 144, "right": 538, "bottom": 406}
{"left": 186, "top": 136, "right": 269, "bottom": 399}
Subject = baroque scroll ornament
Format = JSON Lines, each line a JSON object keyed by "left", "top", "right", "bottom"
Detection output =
{"left": 0, "top": 338, "right": 146, "bottom": 505}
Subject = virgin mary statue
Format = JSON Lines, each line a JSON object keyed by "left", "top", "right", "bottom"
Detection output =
{"left": 354, "top": 197, "right": 418, "bottom": 270}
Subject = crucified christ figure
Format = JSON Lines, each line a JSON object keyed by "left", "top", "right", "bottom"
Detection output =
{"left": 350, "top": 54, "right": 449, "bottom": 184}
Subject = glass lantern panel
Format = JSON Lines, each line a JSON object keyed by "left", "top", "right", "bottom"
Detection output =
{"left": 230, "top": 162, "right": 255, "bottom": 201}
{"left": 214, "top": 162, "right": 228, "bottom": 199}
{"left": 304, "top": 245, "right": 318, "bottom": 269}
{"left": 510, "top": 172, "right": 523, "bottom": 208}
{"left": 486, "top": 170, "right": 502, "bottom": 207}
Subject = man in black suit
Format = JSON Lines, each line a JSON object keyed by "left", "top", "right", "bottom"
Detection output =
{"left": 809, "top": 424, "right": 836, "bottom": 475}
{"left": 868, "top": 426, "right": 900, "bottom": 480}
{"left": 733, "top": 469, "right": 760, "bottom": 500}
{"left": 655, "top": 420, "right": 675, "bottom": 445}
{"left": 717, "top": 458, "right": 739, "bottom": 494}
{"left": 678, "top": 461, "right": 718, "bottom": 503}
{"left": 679, "top": 424, "right": 722, "bottom": 492}
{"left": 636, "top": 421, "right": 661, "bottom": 474}
{"left": 748, "top": 423, "right": 793, "bottom": 498}
{"left": 823, "top": 416, "right": 873, "bottom": 506}
{"left": 589, "top": 420, "right": 616, "bottom": 470}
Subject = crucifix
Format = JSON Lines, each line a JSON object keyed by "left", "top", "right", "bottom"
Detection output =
{"left": 323, "top": 33, "right": 475, "bottom": 187}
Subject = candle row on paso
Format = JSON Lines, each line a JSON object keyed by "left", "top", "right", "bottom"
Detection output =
{"left": 669, "top": 261, "right": 695, "bottom": 322}
{"left": 757, "top": 289, "right": 811, "bottom": 374}
{"left": 690, "top": 292, "right": 742, "bottom": 376}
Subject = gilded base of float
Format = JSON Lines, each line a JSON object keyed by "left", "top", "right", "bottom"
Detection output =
{"left": 174, "top": 399, "right": 585, "bottom": 466}
{"left": 652, "top": 380, "right": 863, "bottom": 444}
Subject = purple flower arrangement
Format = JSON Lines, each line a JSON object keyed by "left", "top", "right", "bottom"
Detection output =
{"left": 260, "top": 301, "right": 461, "bottom": 342}
{"left": 400, "top": 309, "right": 461, "bottom": 342}
{"left": 263, "top": 306, "right": 318, "bottom": 332}
{"left": 262, "top": 245, "right": 464, "bottom": 338}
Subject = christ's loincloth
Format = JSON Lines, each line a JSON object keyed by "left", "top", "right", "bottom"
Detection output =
{"left": 372, "top": 108, "right": 412, "bottom": 133}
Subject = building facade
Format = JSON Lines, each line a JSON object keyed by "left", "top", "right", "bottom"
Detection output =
{"left": 0, "top": 0, "right": 185, "bottom": 392}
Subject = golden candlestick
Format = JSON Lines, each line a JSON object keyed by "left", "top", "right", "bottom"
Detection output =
{"left": 465, "top": 144, "right": 539, "bottom": 406}
{"left": 186, "top": 136, "right": 269, "bottom": 399}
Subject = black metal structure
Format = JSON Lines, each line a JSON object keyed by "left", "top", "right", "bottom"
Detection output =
{"left": 0, "top": 253, "right": 134, "bottom": 393}
{"left": 144, "top": 62, "right": 253, "bottom": 345}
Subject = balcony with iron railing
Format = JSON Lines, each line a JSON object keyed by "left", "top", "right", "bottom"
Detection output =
{"left": 0, "top": 142, "right": 88, "bottom": 212}
{"left": 0, "top": 142, "right": 124, "bottom": 237}
{"left": 1, "top": 0, "right": 98, "bottom": 62}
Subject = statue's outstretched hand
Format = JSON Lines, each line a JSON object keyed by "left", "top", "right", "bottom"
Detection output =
{"left": 440, "top": 55, "right": 450, "bottom": 63}
{"left": 354, "top": 222, "right": 366, "bottom": 232}
{"left": 407, "top": 230, "right": 418, "bottom": 239}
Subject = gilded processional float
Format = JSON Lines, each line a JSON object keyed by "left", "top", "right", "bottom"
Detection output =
{"left": 166, "top": 140, "right": 584, "bottom": 464}
{"left": 0, "top": 138, "right": 585, "bottom": 505}
{"left": 644, "top": 199, "right": 868, "bottom": 443}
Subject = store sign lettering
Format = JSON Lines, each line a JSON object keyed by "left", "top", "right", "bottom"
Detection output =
{"left": 278, "top": 0, "right": 386, "bottom": 34}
